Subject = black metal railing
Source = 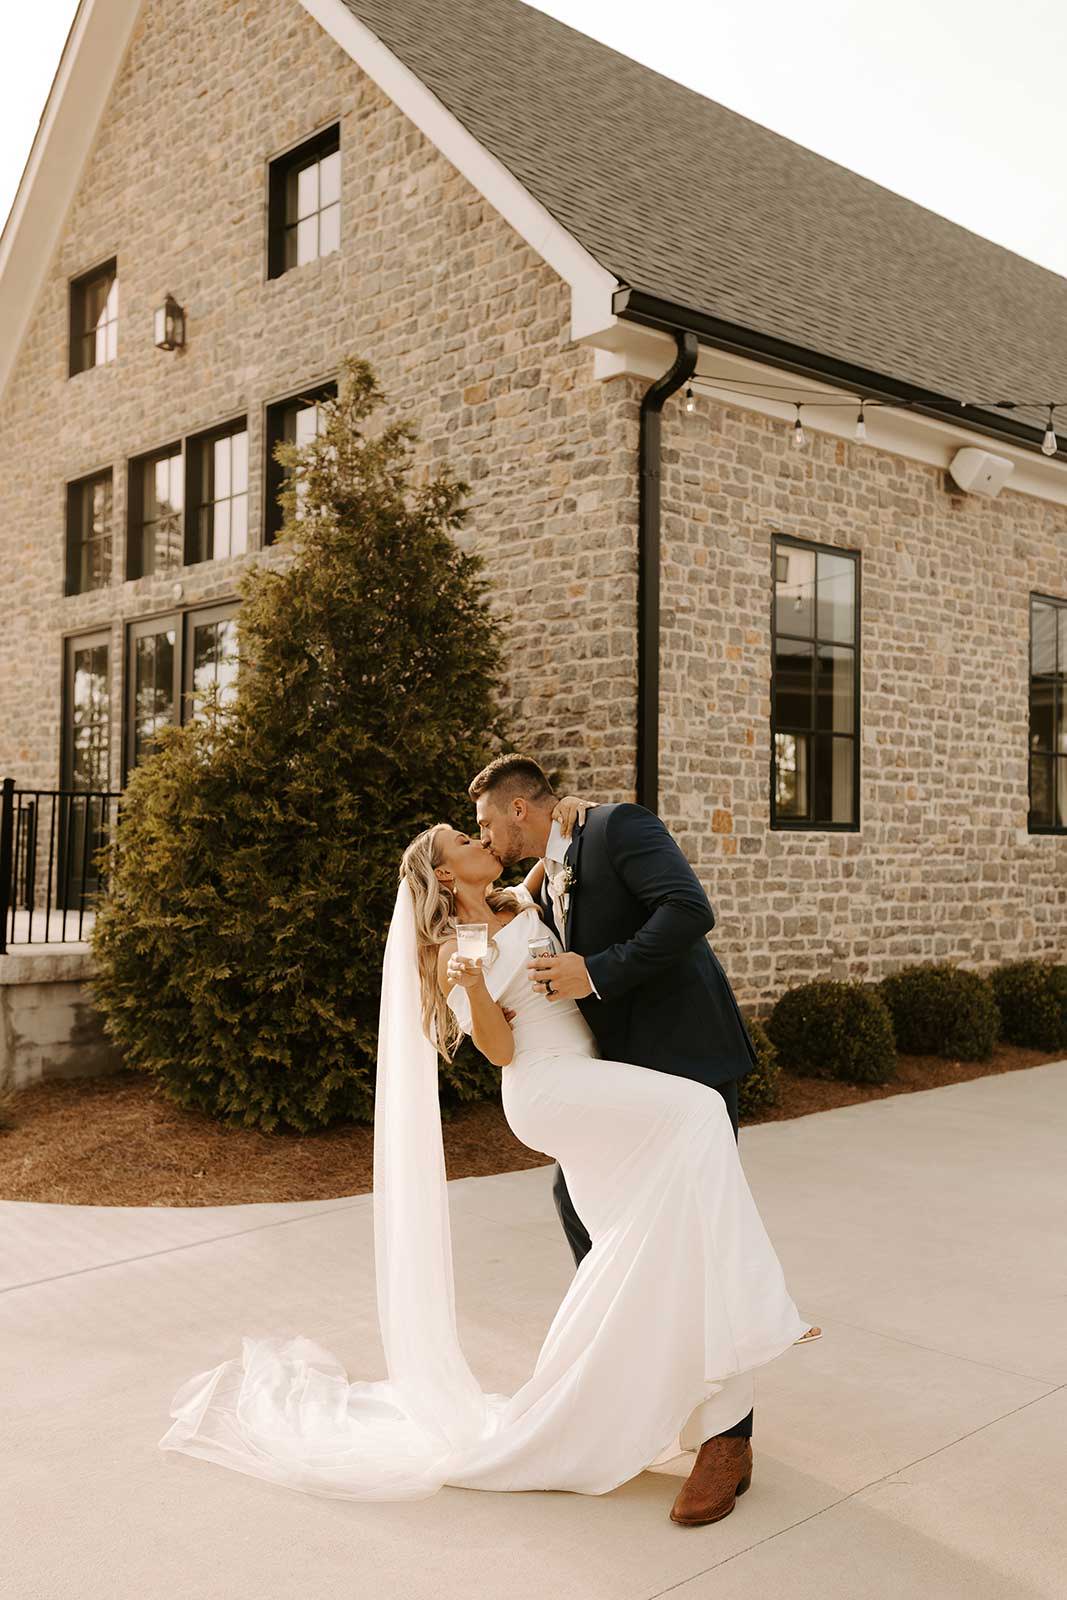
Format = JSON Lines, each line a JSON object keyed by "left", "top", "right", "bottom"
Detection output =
{"left": 0, "top": 779, "right": 122, "bottom": 953}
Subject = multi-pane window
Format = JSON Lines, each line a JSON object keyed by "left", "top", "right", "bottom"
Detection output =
{"left": 268, "top": 127, "right": 340, "bottom": 278}
{"left": 69, "top": 258, "right": 118, "bottom": 375}
{"left": 65, "top": 470, "right": 114, "bottom": 595}
{"left": 264, "top": 382, "right": 336, "bottom": 542}
{"left": 123, "top": 603, "right": 239, "bottom": 777}
{"left": 771, "top": 536, "right": 860, "bottom": 828}
{"left": 127, "top": 447, "right": 183, "bottom": 578}
{"left": 1029, "top": 594, "right": 1067, "bottom": 833}
{"left": 186, "top": 422, "right": 248, "bottom": 563}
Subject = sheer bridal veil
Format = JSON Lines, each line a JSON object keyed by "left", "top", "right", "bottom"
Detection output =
{"left": 371, "top": 878, "right": 495, "bottom": 1446}
{"left": 159, "top": 878, "right": 506, "bottom": 1500}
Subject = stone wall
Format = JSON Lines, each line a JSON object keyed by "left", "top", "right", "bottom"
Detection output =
{"left": 659, "top": 387, "right": 1066, "bottom": 1010}
{"left": 0, "top": 0, "right": 639, "bottom": 803}
{"left": 0, "top": 0, "right": 1063, "bottom": 1031}
{"left": 0, "top": 949, "right": 123, "bottom": 1091}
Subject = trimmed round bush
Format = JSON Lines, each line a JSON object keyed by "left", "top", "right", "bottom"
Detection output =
{"left": 764, "top": 979, "right": 897, "bottom": 1085}
{"left": 877, "top": 961, "right": 999, "bottom": 1061}
{"left": 990, "top": 959, "right": 1067, "bottom": 1051}
{"left": 736, "top": 1018, "right": 782, "bottom": 1119}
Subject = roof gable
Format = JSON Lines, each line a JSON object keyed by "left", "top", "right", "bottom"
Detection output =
{"left": 337, "top": 0, "right": 1067, "bottom": 438}
{"left": 4, "top": 0, "right": 1067, "bottom": 457}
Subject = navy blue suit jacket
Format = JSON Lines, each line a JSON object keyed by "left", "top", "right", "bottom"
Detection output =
{"left": 540, "top": 802, "right": 757, "bottom": 1090}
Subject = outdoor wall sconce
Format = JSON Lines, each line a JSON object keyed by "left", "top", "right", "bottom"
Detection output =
{"left": 154, "top": 294, "right": 186, "bottom": 351}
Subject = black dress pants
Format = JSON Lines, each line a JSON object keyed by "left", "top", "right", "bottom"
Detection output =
{"left": 550, "top": 1073, "right": 754, "bottom": 1441}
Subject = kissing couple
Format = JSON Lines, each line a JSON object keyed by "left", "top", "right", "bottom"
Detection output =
{"left": 160, "top": 754, "right": 819, "bottom": 1525}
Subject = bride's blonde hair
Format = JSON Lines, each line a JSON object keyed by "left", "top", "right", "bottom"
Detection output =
{"left": 400, "top": 824, "right": 521, "bottom": 1063}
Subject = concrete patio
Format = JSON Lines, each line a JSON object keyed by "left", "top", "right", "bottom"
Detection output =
{"left": 2, "top": 1062, "right": 1065, "bottom": 1599}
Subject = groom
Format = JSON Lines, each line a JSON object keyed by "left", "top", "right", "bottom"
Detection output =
{"left": 469, "top": 753, "right": 762, "bottom": 1527}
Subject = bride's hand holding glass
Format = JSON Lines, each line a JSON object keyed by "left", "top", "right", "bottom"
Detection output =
{"left": 446, "top": 951, "right": 486, "bottom": 992}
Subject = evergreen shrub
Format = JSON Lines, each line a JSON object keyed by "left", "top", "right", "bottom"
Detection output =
{"left": 765, "top": 979, "right": 897, "bottom": 1085}
{"left": 989, "top": 959, "right": 1067, "bottom": 1051}
{"left": 877, "top": 961, "right": 999, "bottom": 1061}
{"left": 90, "top": 356, "right": 510, "bottom": 1132}
{"left": 736, "top": 1018, "right": 782, "bottom": 1119}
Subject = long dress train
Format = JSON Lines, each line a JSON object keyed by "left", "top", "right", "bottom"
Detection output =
{"left": 158, "top": 885, "right": 808, "bottom": 1499}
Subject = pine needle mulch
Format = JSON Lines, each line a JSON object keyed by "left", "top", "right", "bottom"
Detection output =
{"left": 0, "top": 1042, "right": 1062, "bottom": 1208}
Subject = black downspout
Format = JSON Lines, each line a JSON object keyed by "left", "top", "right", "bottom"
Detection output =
{"left": 637, "top": 330, "right": 698, "bottom": 813}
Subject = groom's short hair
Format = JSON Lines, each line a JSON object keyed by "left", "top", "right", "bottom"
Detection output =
{"left": 468, "top": 754, "right": 555, "bottom": 806}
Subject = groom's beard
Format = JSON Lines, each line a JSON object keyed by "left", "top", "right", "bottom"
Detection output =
{"left": 493, "top": 822, "right": 527, "bottom": 868}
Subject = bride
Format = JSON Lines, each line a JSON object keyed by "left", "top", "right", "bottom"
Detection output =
{"left": 159, "top": 800, "right": 813, "bottom": 1507}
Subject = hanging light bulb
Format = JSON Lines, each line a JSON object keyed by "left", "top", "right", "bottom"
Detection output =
{"left": 684, "top": 385, "right": 695, "bottom": 414}
{"left": 792, "top": 403, "right": 806, "bottom": 450}
{"left": 1041, "top": 404, "right": 1058, "bottom": 457}
{"left": 855, "top": 401, "right": 867, "bottom": 441}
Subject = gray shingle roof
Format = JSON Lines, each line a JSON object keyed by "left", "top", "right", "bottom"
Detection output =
{"left": 340, "top": 0, "right": 1067, "bottom": 434}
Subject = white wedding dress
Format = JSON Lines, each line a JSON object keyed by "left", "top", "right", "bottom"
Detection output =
{"left": 158, "top": 884, "right": 808, "bottom": 1499}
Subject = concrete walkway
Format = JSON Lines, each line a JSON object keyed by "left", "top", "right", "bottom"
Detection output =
{"left": 3, "top": 1063, "right": 1065, "bottom": 1600}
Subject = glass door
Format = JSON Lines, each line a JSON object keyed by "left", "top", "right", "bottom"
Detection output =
{"left": 125, "top": 613, "right": 181, "bottom": 779}
{"left": 60, "top": 630, "right": 112, "bottom": 910}
{"left": 182, "top": 603, "right": 240, "bottom": 722}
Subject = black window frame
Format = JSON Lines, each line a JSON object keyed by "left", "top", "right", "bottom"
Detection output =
{"left": 182, "top": 602, "right": 242, "bottom": 723}
{"left": 267, "top": 125, "right": 340, "bottom": 280}
{"left": 263, "top": 378, "right": 337, "bottom": 544}
{"left": 122, "top": 600, "right": 240, "bottom": 783}
{"left": 68, "top": 256, "right": 118, "bottom": 377}
{"left": 184, "top": 416, "right": 249, "bottom": 566}
{"left": 58, "top": 627, "right": 114, "bottom": 909}
{"left": 65, "top": 467, "right": 115, "bottom": 596}
{"left": 124, "top": 611, "right": 182, "bottom": 781}
{"left": 770, "top": 533, "right": 861, "bottom": 831}
{"left": 127, "top": 441, "right": 185, "bottom": 579}
{"left": 61, "top": 628, "right": 113, "bottom": 793}
{"left": 1028, "top": 591, "right": 1067, "bottom": 835}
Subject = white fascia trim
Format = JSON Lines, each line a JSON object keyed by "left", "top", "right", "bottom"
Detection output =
{"left": 297, "top": 0, "right": 620, "bottom": 344}
{"left": 0, "top": 0, "right": 143, "bottom": 406}
{"left": 594, "top": 326, "right": 1067, "bottom": 510}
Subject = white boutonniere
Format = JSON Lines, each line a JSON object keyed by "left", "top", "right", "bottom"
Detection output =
{"left": 553, "top": 863, "right": 577, "bottom": 922}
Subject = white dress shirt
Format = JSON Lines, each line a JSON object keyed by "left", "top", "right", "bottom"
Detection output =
{"left": 543, "top": 818, "right": 601, "bottom": 999}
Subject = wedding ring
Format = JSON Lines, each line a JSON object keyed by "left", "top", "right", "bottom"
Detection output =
{"left": 544, "top": 979, "right": 554, "bottom": 995}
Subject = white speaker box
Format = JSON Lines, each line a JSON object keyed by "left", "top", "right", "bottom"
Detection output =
{"left": 947, "top": 447, "right": 1014, "bottom": 497}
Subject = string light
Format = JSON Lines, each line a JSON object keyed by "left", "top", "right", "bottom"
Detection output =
{"left": 1042, "top": 405, "right": 1058, "bottom": 457}
{"left": 686, "top": 372, "right": 1067, "bottom": 461}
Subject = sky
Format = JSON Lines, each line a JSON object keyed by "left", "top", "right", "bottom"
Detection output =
{"left": 2, "top": 0, "right": 1066, "bottom": 280}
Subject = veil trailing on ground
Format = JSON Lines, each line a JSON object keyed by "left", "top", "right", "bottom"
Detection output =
{"left": 371, "top": 878, "right": 490, "bottom": 1446}
{"left": 158, "top": 878, "right": 506, "bottom": 1500}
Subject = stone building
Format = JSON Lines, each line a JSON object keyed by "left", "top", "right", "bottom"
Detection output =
{"left": 0, "top": 0, "right": 1063, "bottom": 1043}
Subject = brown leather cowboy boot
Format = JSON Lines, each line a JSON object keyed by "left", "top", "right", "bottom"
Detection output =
{"left": 669, "top": 1436, "right": 753, "bottom": 1526}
